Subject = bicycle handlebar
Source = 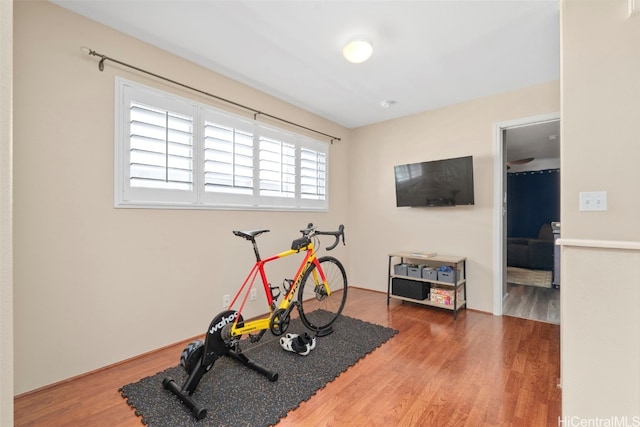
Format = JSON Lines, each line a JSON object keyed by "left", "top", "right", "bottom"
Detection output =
{"left": 300, "top": 223, "right": 345, "bottom": 251}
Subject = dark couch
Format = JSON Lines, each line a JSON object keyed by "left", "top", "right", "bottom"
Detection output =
{"left": 507, "top": 223, "right": 554, "bottom": 271}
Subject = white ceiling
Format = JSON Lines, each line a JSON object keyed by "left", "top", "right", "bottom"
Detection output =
{"left": 51, "top": 0, "right": 560, "bottom": 162}
{"left": 505, "top": 119, "right": 559, "bottom": 167}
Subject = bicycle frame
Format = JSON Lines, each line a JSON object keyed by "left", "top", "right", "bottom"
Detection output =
{"left": 227, "top": 241, "right": 328, "bottom": 337}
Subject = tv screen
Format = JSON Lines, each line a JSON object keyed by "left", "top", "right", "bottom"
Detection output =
{"left": 394, "top": 156, "right": 475, "bottom": 207}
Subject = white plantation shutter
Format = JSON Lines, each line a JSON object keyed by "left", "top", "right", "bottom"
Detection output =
{"left": 300, "top": 147, "right": 327, "bottom": 200}
{"left": 129, "top": 103, "right": 194, "bottom": 191}
{"left": 200, "top": 110, "right": 257, "bottom": 206}
{"left": 298, "top": 139, "right": 328, "bottom": 209}
{"left": 116, "top": 79, "right": 329, "bottom": 211}
{"left": 258, "top": 133, "right": 296, "bottom": 207}
{"left": 200, "top": 108, "right": 258, "bottom": 208}
{"left": 118, "top": 81, "right": 198, "bottom": 204}
{"left": 203, "top": 123, "right": 253, "bottom": 195}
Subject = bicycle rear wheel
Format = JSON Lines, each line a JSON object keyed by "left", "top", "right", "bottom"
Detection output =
{"left": 297, "top": 256, "right": 347, "bottom": 331}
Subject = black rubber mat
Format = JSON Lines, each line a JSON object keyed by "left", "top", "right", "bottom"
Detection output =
{"left": 120, "top": 311, "right": 398, "bottom": 426}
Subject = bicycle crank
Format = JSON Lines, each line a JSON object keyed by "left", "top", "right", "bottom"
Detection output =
{"left": 269, "top": 302, "right": 298, "bottom": 336}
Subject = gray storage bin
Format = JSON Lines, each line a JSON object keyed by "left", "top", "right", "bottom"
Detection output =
{"left": 437, "top": 270, "right": 455, "bottom": 283}
{"left": 394, "top": 263, "right": 409, "bottom": 276}
{"left": 422, "top": 267, "right": 438, "bottom": 280}
{"left": 407, "top": 266, "right": 422, "bottom": 278}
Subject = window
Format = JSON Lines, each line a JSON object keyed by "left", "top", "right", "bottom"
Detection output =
{"left": 115, "top": 79, "right": 329, "bottom": 211}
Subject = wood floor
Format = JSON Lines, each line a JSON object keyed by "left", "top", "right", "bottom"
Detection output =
{"left": 14, "top": 288, "right": 561, "bottom": 426}
{"left": 503, "top": 283, "right": 560, "bottom": 324}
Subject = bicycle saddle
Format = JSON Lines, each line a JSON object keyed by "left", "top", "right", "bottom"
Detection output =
{"left": 233, "top": 229, "right": 270, "bottom": 241}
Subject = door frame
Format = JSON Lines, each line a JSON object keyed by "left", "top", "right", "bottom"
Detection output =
{"left": 492, "top": 112, "right": 560, "bottom": 315}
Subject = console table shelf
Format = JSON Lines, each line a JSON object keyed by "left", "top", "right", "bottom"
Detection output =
{"left": 387, "top": 252, "right": 467, "bottom": 319}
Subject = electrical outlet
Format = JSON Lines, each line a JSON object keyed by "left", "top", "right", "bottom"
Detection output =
{"left": 222, "top": 294, "right": 230, "bottom": 308}
{"left": 250, "top": 288, "right": 257, "bottom": 301}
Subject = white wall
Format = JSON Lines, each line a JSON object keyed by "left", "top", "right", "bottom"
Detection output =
{"left": 348, "top": 82, "right": 559, "bottom": 313}
{"left": 560, "top": 0, "right": 640, "bottom": 419}
{"left": 16, "top": 4, "right": 640, "bottom": 423}
{"left": 1, "top": 0, "right": 14, "bottom": 424}
{"left": 13, "top": 2, "right": 349, "bottom": 394}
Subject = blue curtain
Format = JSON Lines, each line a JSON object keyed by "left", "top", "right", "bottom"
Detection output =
{"left": 507, "top": 169, "right": 560, "bottom": 238}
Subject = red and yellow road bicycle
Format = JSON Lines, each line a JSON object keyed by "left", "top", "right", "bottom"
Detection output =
{"left": 163, "top": 223, "right": 347, "bottom": 419}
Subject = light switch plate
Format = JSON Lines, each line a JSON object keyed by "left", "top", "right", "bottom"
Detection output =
{"left": 579, "top": 191, "right": 607, "bottom": 211}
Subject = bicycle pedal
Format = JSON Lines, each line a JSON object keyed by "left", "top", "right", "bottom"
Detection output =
{"left": 249, "top": 329, "right": 266, "bottom": 343}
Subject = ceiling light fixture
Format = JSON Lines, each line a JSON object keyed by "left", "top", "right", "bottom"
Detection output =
{"left": 342, "top": 40, "right": 373, "bottom": 64}
{"left": 380, "top": 100, "right": 396, "bottom": 108}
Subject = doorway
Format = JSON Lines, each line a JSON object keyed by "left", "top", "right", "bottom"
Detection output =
{"left": 492, "top": 113, "right": 560, "bottom": 323}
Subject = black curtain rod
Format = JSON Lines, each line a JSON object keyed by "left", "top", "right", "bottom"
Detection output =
{"left": 84, "top": 48, "right": 341, "bottom": 143}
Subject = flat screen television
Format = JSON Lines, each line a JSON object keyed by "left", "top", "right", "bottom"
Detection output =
{"left": 394, "top": 156, "right": 475, "bottom": 207}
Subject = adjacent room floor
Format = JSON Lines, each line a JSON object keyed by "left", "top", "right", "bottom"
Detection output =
{"left": 503, "top": 283, "right": 560, "bottom": 324}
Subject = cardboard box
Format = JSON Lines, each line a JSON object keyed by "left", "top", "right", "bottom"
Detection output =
{"left": 430, "top": 287, "right": 464, "bottom": 306}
